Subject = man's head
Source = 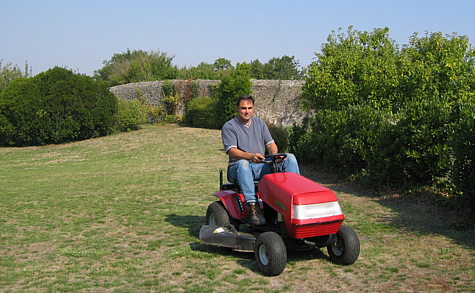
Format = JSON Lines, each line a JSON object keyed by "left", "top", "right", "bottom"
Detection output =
{"left": 236, "top": 95, "right": 254, "bottom": 124}
{"left": 236, "top": 94, "right": 254, "bottom": 108}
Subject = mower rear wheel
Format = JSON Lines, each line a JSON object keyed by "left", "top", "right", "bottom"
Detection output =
{"left": 255, "top": 232, "right": 287, "bottom": 276}
{"left": 206, "top": 201, "right": 230, "bottom": 227}
{"left": 327, "top": 225, "right": 360, "bottom": 265}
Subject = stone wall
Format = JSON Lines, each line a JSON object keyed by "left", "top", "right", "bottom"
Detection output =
{"left": 110, "top": 79, "right": 312, "bottom": 127}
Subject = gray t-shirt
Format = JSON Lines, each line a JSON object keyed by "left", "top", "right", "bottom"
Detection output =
{"left": 222, "top": 117, "right": 275, "bottom": 164}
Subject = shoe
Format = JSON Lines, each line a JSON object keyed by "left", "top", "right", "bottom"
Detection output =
{"left": 249, "top": 203, "right": 266, "bottom": 225}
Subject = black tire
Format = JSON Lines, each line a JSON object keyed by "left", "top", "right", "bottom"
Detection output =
{"left": 327, "top": 225, "right": 360, "bottom": 265}
{"left": 255, "top": 232, "right": 287, "bottom": 276}
{"left": 206, "top": 201, "right": 230, "bottom": 227}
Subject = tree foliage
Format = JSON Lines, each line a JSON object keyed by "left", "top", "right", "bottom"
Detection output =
{"left": 94, "top": 49, "right": 179, "bottom": 86}
{"left": 215, "top": 63, "right": 253, "bottom": 127}
{"left": 400, "top": 31, "right": 475, "bottom": 106}
{"left": 177, "top": 58, "right": 234, "bottom": 80}
{"left": 249, "top": 55, "right": 303, "bottom": 80}
{"left": 213, "top": 57, "right": 234, "bottom": 71}
{"left": 0, "top": 60, "right": 31, "bottom": 93}
{"left": 293, "top": 26, "right": 475, "bottom": 205}
{"left": 95, "top": 50, "right": 305, "bottom": 85}
{"left": 451, "top": 102, "right": 475, "bottom": 209}
{"left": 0, "top": 67, "right": 118, "bottom": 146}
{"left": 301, "top": 27, "right": 400, "bottom": 111}
{"left": 178, "top": 62, "right": 221, "bottom": 80}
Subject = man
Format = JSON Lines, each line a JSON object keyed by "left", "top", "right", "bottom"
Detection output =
{"left": 221, "top": 94, "right": 300, "bottom": 225}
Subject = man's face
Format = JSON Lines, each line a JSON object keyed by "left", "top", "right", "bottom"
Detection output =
{"left": 236, "top": 99, "right": 254, "bottom": 124}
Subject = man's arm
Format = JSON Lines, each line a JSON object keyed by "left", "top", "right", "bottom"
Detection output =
{"left": 266, "top": 142, "right": 287, "bottom": 160}
{"left": 228, "top": 142, "right": 279, "bottom": 163}
{"left": 228, "top": 148, "right": 265, "bottom": 163}
{"left": 266, "top": 142, "right": 278, "bottom": 155}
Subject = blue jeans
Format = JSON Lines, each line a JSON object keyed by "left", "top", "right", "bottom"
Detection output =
{"left": 227, "top": 153, "right": 300, "bottom": 204}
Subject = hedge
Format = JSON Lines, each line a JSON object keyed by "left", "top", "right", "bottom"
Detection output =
{"left": 0, "top": 67, "right": 118, "bottom": 146}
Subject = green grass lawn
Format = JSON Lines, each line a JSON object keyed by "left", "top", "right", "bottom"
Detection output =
{"left": 1, "top": 124, "right": 474, "bottom": 292}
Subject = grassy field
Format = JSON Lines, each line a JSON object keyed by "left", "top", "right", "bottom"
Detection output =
{"left": 0, "top": 124, "right": 474, "bottom": 292}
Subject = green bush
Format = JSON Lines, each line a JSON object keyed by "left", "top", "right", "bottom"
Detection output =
{"left": 292, "top": 100, "right": 453, "bottom": 186}
{"left": 116, "top": 99, "right": 148, "bottom": 132}
{"left": 265, "top": 121, "right": 289, "bottom": 153}
{"left": 289, "top": 117, "right": 315, "bottom": 163}
{"left": 161, "top": 80, "right": 176, "bottom": 97}
{"left": 134, "top": 88, "right": 166, "bottom": 124}
{"left": 291, "top": 105, "right": 390, "bottom": 177}
{"left": 367, "top": 99, "right": 453, "bottom": 188}
{"left": 333, "top": 105, "right": 391, "bottom": 177}
{"left": 297, "top": 26, "right": 475, "bottom": 196}
{"left": 143, "top": 103, "right": 165, "bottom": 124}
{"left": 186, "top": 97, "right": 219, "bottom": 129}
{"left": 0, "top": 67, "right": 118, "bottom": 146}
{"left": 162, "top": 94, "right": 180, "bottom": 116}
{"left": 451, "top": 102, "right": 475, "bottom": 211}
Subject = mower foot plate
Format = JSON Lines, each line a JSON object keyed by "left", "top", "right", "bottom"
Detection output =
{"left": 199, "top": 225, "right": 256, "bottom": 252}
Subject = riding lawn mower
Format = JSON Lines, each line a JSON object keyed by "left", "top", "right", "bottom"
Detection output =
{"left": 199, "top": 154, "right": 360, "bottom": 276}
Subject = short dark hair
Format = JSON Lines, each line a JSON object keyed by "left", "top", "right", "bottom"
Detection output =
{"left": 236, "top": 94, "right": 254, "bottom": 107}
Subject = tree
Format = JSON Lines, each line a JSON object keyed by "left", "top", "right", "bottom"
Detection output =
{"left": 94, "top": 49, "right": 179, "bottom": 85}
{"left": 178, "top": 62, "right": 220, "bottom": 80}
{"left": 248, "top": 56, "right": 303, "bottom": 80}
{"left": 301, "top": 26, "right": 400, "bottom": 112}
{"left": 215, "top": 62, "right": 253, "bottom": 127}
{"left": 263, "top": 55, "right": 303, "bottom": 80}
{"left": 399, "top": 32, "right": 475, "bottom": 107}
{"left": 213, "top": 58, "right": 234, "bottom": 72}
{"left": 295, "top": 26, "right": 475, "bottom": 193}
{"left": 249, "top": 59, "right": 265, "bottom": 79}
{"left": 0, "top": 60, "right": 31, "bottom": 93}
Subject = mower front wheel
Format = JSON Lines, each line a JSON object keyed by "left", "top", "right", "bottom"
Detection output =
{"left": 206, "top": 201, "right": 230, "bottom": 227}
{"left": 327, "top": 225, "right": 360, "bottom": 265}
{"left": 255, "top": 232, "right": 287, "bottom": 276}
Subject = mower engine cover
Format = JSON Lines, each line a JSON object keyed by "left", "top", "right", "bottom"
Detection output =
{"left": 258, "top": 172, "right": 344, "bottom": 238}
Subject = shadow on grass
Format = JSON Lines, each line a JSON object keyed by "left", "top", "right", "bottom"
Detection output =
{"left": 301, "top": 167, "right": 475, "bottom": 252}
{"left": 165, "top": 214, "right": 205, "bottom": 238}
{"left": 234, "top": 249, "right": 330, "bottom": 276}
{"left": 190, "top": 241, "right": 331, "bottom": 276}
{"left": 165, "top": 214, "right": 254, "bottom": 268}
{"left": 166, "top": 213, "right": 333, "bottom": 275}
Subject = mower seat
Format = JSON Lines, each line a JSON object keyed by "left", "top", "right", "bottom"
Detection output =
{"left": 221, "top": 182, "right": 235, "bottom": 190}
{"left": 232, "top": 180, "right": 259, "bottom": 193}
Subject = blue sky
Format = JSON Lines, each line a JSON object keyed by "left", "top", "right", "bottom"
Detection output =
{"left": 1, "top": 0, "right": 474, "bottom": 76}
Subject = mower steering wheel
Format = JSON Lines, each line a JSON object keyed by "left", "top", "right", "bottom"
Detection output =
{"left": 263, "top": 153, "right": 287, "bottom": 173}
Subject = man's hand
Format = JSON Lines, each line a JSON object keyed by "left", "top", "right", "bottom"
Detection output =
{"left": 251, "top": 153, "right": 265, "bottom": 163}
{"left": 228, "top": 148, "right": 266, "bottom": 163}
